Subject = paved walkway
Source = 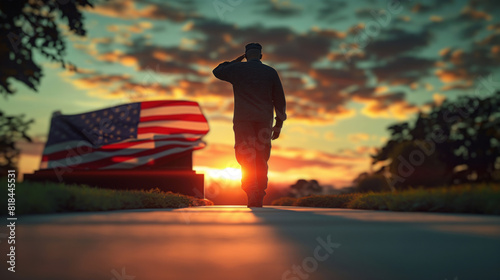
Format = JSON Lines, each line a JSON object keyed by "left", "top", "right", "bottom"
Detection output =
{"left": 2, "top": 206, "right": 500, "bottom": 280}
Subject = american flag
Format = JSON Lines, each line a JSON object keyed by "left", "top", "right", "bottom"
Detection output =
{"left": 40, "top": 100, "right": 209, "bottom": 170}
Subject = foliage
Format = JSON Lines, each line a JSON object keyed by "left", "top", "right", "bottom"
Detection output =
{"left": 0, "top": 111, "right": 34, "bottom": 174}
{"left": 0, "top": 0, "right": 95, "bottom": 96}
{"left": 288, "top": 179, "right": 327, "bottom": 197}
{"left": 0, "top": 0, "right": 95, "bottom": 175}
{"left": 351, "top": 172, "right": 391, "bottom": 193}
{"left": 0, "top": 180, "right": 213, "bottom": 215}
{"left": 371, "top": 92, "right": 500, "bottom": 189}
{"left": 294, "top": 193, "right": 361, "bottom": 208}
{"left": 271, "top": 197, "right": 297, "bottom": 206}
{"left": 272, "top": 184, "right": 500, "bottom": 215}
{"left": 348, "top": 184, "right": 500, "bottom": 215}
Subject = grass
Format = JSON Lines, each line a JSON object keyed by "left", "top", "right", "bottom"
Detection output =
{"left": 1, "top": 180, "right": 213, "bottom": 215}
{"left": 271, "top": 184, "right": 500, "bottom": 215}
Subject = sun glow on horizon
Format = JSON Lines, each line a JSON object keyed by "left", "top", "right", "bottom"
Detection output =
{"left": 195, "top": 166, "right": 242, "bottom": 185}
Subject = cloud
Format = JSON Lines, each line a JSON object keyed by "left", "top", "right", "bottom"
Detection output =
{"left": 255, "top": 0, "right": 303, "bottom": 18}
{"left": 349, "top": 87, "right": 419, "bottom": 120}
{"left": 411, "top": 2, "right": 455, "bottom": 13}
{"left": 86, "top": 0, "right": 196, "bottom": 21}
{"left": 72, "top": 0, "right": 497, "bottom": 126}
{"left": 371, "top": 56, "right": 436, "bottom": 85}
{"left": 363, "top": 29, "right": 432, "bottom": 59}
{"left": 317, "top": 0, "right": 348, "bottom": 22}
{"left": 348, "top": 133, "right": 370, "bottom": 142}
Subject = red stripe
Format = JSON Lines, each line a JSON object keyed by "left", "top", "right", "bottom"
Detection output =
{"left": 42, "top": 143, "right": 199, "bottom": 169}
{"left": 138, "top": 126, "right": 209, "bottom": 135}
{"left": 140, "top": 100, "right": 199, "bottom": 109}
{"left": 42, "top": 138, "right": 201, "bottom": 161}
{"left": 139, "top": 114, "right": 207, "bottom": 123}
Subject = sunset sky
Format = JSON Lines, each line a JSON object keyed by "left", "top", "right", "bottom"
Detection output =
{"left": 3, "top": 0, "right": 500, "bottom": 188}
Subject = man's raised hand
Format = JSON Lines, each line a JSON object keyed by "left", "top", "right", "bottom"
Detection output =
{"left": 234, "top": 54, "right": 246, "bottom": 62}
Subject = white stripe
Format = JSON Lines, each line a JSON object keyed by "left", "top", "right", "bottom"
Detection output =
{"left": 42, "top": 139, "right": 203, "bottom": 168}
{"left": 140, "top": 106, "right": 202, "bottom": 117}
{"left": 101, "top": 144, "right": 204, "bottom": 169}
{"left": 42, "top": 138, "right": 151, "bottom": 156}
{"left": 42, "top": 133, "right": 204, "bottom": 156}
{"left": 138, "top": 120, "right": 209, "bottom": 130}
{"left": 137, "top": 133, "right": 204, "bottom": 140}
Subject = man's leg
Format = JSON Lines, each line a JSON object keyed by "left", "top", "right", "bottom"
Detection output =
{"left": 253, "top": 121, "right": 273, "bottom": 206}
{"left": 233, "top": 122, "right": 258, "bottom": 199}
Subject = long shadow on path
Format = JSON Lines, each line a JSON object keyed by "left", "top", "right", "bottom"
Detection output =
{"left": 250, "top": 206, "right": 500, "bottom": 280}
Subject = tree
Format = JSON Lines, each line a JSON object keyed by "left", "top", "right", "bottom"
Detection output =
{"left": 289, "top": 179, "right": 325, "bottom": 197}
{"left": 0, "top": 0, "right": 95, "bottom": 96}
{"left": 0, "top": 111, "right": 34, "bottom": 174}
{"left": 372, "top": 92, "right": 500, "bottom": 189}
{"left": 352, "top": 172, "right": 391, "bottom": 193}
{"left": 0, "top": 0, "right": 96, "bottom": 175}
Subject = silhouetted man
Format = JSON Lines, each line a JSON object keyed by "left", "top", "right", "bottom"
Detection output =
{"left": 213, "top": 43, "right": 287, "bottom": 207}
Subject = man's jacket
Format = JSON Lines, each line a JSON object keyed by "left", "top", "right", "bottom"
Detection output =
{"left": 213, "top": 58, "right": 287, "bottom": 127}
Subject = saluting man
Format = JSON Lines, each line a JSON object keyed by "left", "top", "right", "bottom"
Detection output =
{"left": 213, "top": 43, "right": 287, "bottom": 207}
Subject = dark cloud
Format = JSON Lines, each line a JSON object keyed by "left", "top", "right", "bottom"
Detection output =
{"left": 411, "top": 1, "right": 455, "bottom": 13}
{"left": 371, "top": 56, "right": 435, "bottom": 85}
{"left": 363, "top": 28, "right": 432, "bottom": 59}
{"left": 254, "top": 0, "right": 303, "bottom": 18}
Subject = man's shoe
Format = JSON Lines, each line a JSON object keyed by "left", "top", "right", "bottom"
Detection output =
{"left": 247, "top": 202, "right": 263, "bottom": 208}
{"left": 247, "top": 193, "right": 263, "bottom": 208}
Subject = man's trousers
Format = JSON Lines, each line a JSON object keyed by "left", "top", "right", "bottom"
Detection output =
{"left": 233, "top": 121, "right": 272, "bottom": 199}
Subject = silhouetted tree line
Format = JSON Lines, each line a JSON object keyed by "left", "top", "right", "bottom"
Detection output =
{"left": 0, "top": 0, "right": 94, "bottom": 174}
{"left": 284, "top": 179, "right": 338, "bottom": 197}
{"left": 353, "top": 92, "right": 500, "bottom": 192}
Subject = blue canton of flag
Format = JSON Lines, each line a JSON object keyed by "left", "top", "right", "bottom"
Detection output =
{"left": 46, "top": 103, "right": 141, "bottom": 148}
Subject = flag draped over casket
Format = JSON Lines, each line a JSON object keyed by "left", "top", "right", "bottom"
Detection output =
{"left": 40, "top": 100, "right": 209, "bottom": 170}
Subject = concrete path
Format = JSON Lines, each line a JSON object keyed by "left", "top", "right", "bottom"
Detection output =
{"left": 2, "top": 206, "right": 500, "bottom": 280}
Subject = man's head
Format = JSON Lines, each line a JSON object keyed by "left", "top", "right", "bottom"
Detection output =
{"left": 245, "top": 43, "right": 262, "bottom": 60}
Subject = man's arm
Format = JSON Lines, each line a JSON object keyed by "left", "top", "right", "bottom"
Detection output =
{"left": 271, "top": 70, "right": 287, "bottom": 140}
{"left": 212, "top": 54, "right": 245, "bottom": 82}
